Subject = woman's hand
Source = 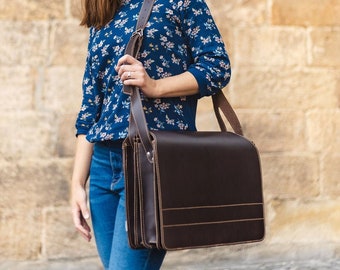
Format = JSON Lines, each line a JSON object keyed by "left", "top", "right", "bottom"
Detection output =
{"left": 115, "top": 54, "right": 159, "bottom": 98}
{"left": 116, "top": 54, "right": 199, "bottom": 98}
{"left": 71, "top": 184, "right": 92, "bottom": 242}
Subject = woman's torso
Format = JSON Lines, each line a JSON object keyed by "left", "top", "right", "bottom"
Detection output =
{"left": 76, "top": 0, "right": 230, "bottom": 142}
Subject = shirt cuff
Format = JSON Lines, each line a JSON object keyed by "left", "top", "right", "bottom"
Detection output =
{"left": 188, "top": 67, "right": 212, "bottom": 98}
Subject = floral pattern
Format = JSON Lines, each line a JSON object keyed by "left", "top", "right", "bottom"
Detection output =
{"left": 76, "top": 0, "right": 231, "bottom": 142}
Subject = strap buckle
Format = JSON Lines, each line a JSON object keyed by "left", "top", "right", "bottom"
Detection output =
{"left": 132, "top": 28, "right": 144, "bottom": 38}
{"left": 146, "top": 151, "right": 154, "bottom": 163}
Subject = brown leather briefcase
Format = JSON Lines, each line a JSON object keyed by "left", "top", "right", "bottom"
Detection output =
{"left": 123, "top": 122, "right": 265, "bottom": 250}
{"left": 122, "top": 0, "right": 265, "bottom": 250}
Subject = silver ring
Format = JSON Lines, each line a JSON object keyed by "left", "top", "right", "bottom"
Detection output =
{"left": 127, "top": 71, "right": 131, "bottom": 79}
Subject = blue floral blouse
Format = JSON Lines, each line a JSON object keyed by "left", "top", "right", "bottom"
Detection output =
{"left": 75, "top": 0, "right": 231, "bottom": 142}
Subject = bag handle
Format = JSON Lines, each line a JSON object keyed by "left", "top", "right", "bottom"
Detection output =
{"left": 123, "top": 0, "right": 243, "bottom": 162}
{"left": 121, "top": 0, "right": 155, "bottom": 162}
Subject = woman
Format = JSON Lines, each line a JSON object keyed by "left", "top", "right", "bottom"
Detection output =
{"left": 71, "top": 0, "right": 231, "bottom": 269}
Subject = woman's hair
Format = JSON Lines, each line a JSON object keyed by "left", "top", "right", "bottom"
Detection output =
{"left": 80, "top": 0, "right": 120, "bottom": 29}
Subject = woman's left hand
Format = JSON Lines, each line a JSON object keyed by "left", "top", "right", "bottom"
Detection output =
{"left": 115, "top": 55, "right": 159, "bottom": 98}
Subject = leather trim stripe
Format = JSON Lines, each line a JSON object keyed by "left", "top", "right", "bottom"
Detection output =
{"left": 163, "top": 218, "right": 265, "bottom": 228}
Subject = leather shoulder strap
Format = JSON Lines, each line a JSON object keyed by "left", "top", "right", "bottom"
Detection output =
{"left": 136, "top": 0, "right": 155, "bottom": 32}
{"left": 213, "top": 91, "right": 243, "bottom": 135}
{"left": 124, "top": 0, "right": 155, "bottom": 161}
{"left": 123, "top": 0, "right": 155, "bottom": 95}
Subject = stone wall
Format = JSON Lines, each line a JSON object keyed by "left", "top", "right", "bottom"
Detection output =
{"left": 0, "top": 0, "right": 339, "bottom": 266}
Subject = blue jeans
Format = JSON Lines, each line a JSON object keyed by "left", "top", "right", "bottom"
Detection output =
{"left": 89, "top": 141, "right": 166, "bottom": 270}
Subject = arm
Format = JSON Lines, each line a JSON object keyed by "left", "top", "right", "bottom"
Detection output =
{"left": 75, "top": 29, "right": 102, "bottom": 136}
{"left": 71, "top": 135, "right": 94, "bottom": 242}
{"left": 115, "top": 0, "right": 230, "bottom": 99}
{"left": 115, "top": 55, "right": 199, "bottom": 98}
{"left": 156, "top": 71, "right": 199, "bottom": 97}
{"left": 179, "top": 0, "right": 231, "bottom": 97}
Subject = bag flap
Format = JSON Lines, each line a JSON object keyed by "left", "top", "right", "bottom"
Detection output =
{"left": 150, "top": 131, "right": 265, "bottom": 249}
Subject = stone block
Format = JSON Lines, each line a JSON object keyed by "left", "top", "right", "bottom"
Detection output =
{"left": 206, "top": 0, "right": 267, "bottom": 60}
{"left": 272, "top": 0, "right": 340, "bottom": 26}
{"left": 234, "top": 27, "right": 307, "bottom": 67}
{"left": 0, "top": 0, "right": 65, "bottom": 20}
{"left": 43, "top": 67, "right": 84, "bottom": 113}
{"left": 268, "top": 199, "right": 340, "bottom": 245}
{"left": 0, "top": 112, "right": 56, "bottom": 159}
{"left": 306, "top": 110, "right": 340, "bottom": 153}
{"left": 57, "top": 114, "right": 78, "bottom": 157}
{"left": 50, "top": 22, "right": 88, "bottom": 67}
{"left": 322, "top": 154, "right": 340, "bottom": 197}
{"left": 230, "top": 68, "right": 339, "bottom": 109}
{"left": 207, "top": 0, "right": 267, "bottom": 27}
{"left": 43, "top": 207, "right": 97, "bottom": 259}
{"left": 0, "top": 209, "right": 42, "bottom": 260}
{"left": 198, "top": 107, "right": 308, "bottom": 153}
{"left": 261, "top": 154, "right": 320, "bottom": 199}
{"left": 0, "top": 67, "right": 34, "bottom": 111}
{"left": 237, "top": 111, "right": 307, "bottom": 153}
{"left": 0, "top": 159, "right": 72, "bottom": 209}
{"left": 196, "top": 110, "right": 220, "bottom": 131}
{"left": 70, "top": 0, "right": 82, "bottom": 20}
{"left": 197, "top": 96, "right": 221, "bottom": 131}
{"left": 309, "top": 29, "right": 340, "bottom": 67}
{"left": 0, "top": 22, "right": 48, "bottom": 66}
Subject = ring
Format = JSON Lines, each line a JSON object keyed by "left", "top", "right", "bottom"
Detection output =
{"left": 127, "top": 71, "right": 131, "bottom": 79}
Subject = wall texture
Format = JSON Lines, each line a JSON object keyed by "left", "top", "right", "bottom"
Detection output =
{"left": 0, "top": 0, "right": 339, "bottom": 267}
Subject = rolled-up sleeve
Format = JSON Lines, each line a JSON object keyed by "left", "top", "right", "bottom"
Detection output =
{"left": 180, "top": 0, "right": 231, "bottom": 97}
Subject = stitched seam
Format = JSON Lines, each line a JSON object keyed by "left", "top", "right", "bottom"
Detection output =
{"left": 163, "top": 218, "right": 264, "bottom": 228}
{"left": 162, "top": 203, "right": 263, "bottom": 212}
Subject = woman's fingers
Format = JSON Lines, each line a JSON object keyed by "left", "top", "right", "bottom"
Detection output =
{"left": 71, "top": 186, "right": 92, "bottom": 241}
{"left": 115, "top": 54, "right": 158, "bottom": 97}
{"left": 115, "top": 54, "right": 137, "bottom": 70}
{"left": 72, "top": 207, "right": 92, "bottom": 242}
{"left": 115, "top": 55, "right": 143, "bottom": 77}
{"left": 118, "top": 65, "right": 146, "bottom": 86}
